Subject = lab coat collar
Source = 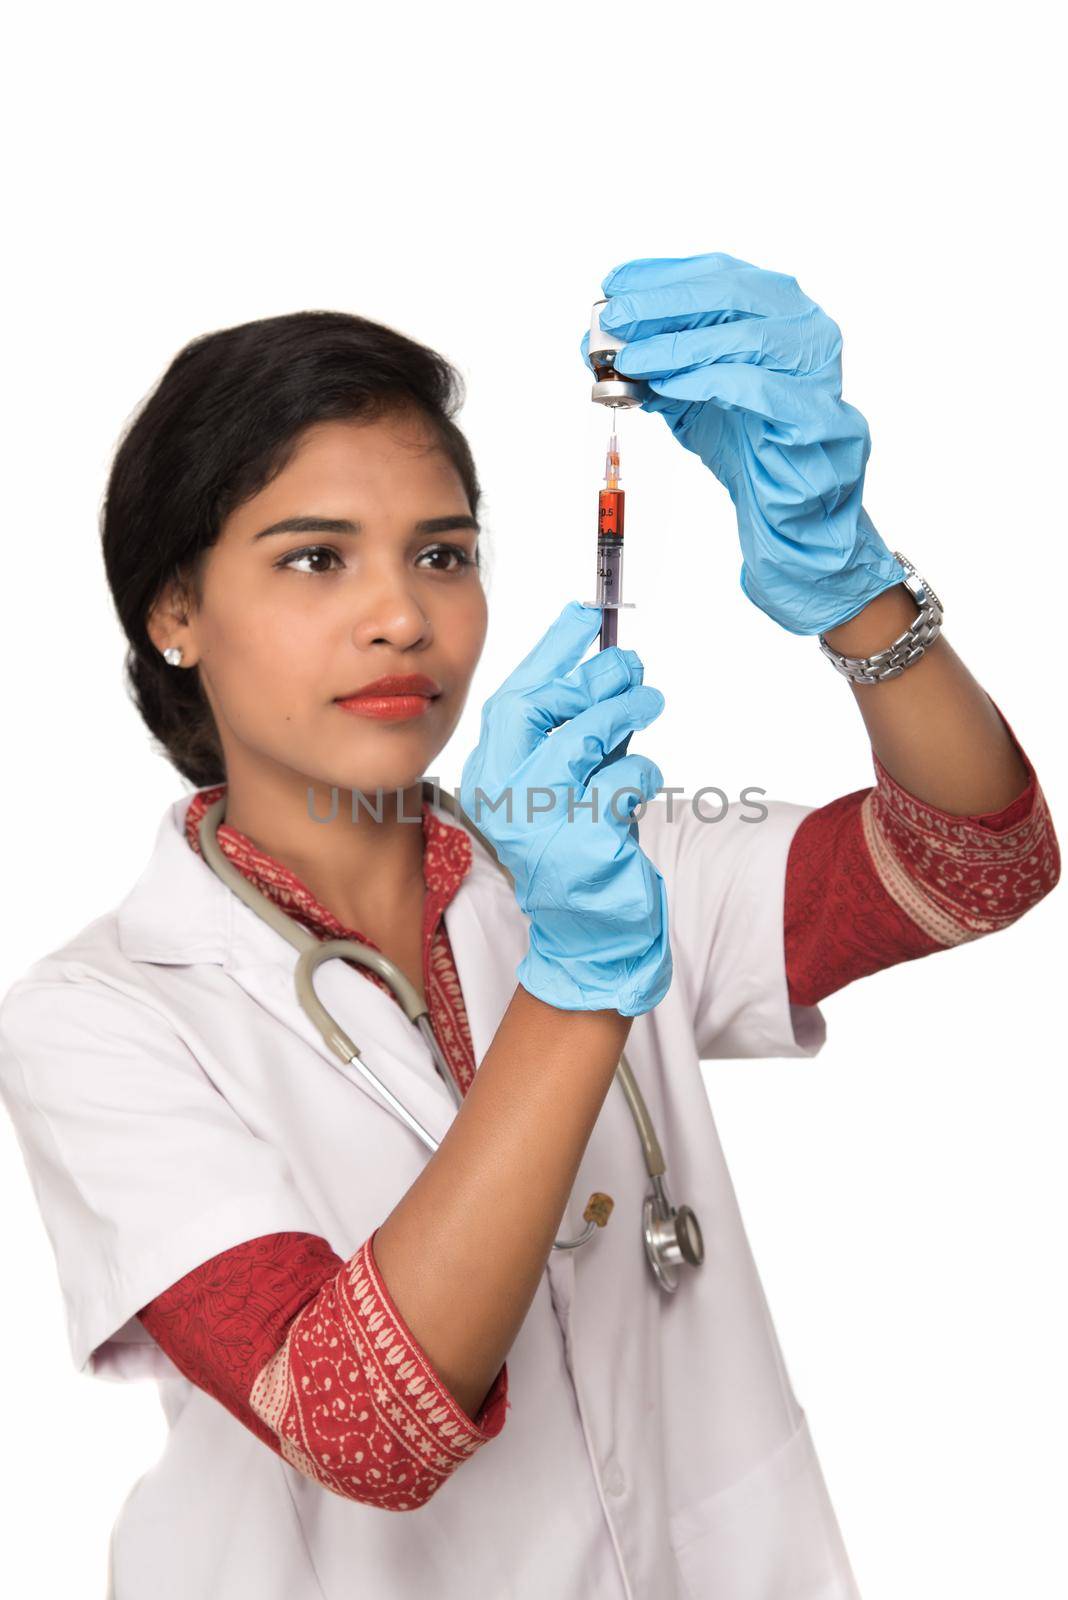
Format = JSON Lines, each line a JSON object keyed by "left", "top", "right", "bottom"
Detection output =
{"left": 116, "top": 790, "right": 527, "bottom": 1143}
{"left": 116, "top": 793, "right": 235, "bottom": 967}
{"left": 117, "top": 790, "right": 505, "bottom": 969}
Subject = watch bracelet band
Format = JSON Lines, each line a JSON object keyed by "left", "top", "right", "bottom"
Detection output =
{"left": 818, "top": 552, "right": 943, "bottom": 685}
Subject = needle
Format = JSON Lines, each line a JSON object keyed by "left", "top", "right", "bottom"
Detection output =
{"left": 605, "top": 411, "right": 621, "bottom": 491}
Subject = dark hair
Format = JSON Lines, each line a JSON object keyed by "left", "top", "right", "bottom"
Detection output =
{"left": 101, "top": 310, "right": 482, "bottom": 789}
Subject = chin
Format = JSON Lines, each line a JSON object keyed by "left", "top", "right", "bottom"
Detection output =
{"left": 318, "top": 756, "right": 434, "bottom": 801}
{"left": 296, "top": 716, "right": 450, "bottom": 799}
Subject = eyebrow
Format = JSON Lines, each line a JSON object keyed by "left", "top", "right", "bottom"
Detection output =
{"left": 251, "top": 514, "right": 481, "bottom": 542}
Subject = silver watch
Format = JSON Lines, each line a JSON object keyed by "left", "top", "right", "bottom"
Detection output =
{"left": 818, "top": 552, "right": 943, "bottom": 685}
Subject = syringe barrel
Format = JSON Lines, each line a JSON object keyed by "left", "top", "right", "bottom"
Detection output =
{"left": 596, "top": 535, "right": 625, "bottom": 603}
{"left": 596, "top": 489, "right": 626, "bottom": 634}
{"left": 598, "top": 487, "right": 625, "bottom": 539}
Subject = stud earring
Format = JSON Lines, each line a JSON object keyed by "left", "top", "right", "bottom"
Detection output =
{"left": 163, "top": 646, "right": 184, "bottom": 666}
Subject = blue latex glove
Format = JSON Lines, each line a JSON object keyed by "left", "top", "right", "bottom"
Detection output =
{"left": 459, "top": 600, "right": 672, "bottom": 1017}
{"left": 580, "top": 251, "right": 906, "bottom": 635}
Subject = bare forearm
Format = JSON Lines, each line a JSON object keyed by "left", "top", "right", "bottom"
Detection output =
{"left": 371, "top": 984, "right": 631, "bottom": 1419}
{"left": 821, "top": 583, "right": 1028, "bottom": 814}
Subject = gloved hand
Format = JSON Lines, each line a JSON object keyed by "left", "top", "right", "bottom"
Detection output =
{"left": 581, "top": 251, "right": 906, "bottom": 636}
{"left": 459, "top": 600, "right": 672, "bottom": 1017}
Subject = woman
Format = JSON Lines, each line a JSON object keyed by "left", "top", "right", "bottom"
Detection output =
{"left": 0, "top": 252, "right": 1057, "bottom": 1600}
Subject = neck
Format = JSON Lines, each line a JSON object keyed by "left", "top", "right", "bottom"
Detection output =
{"left": 220, "top": 763, "right": 427, "bottom": 932}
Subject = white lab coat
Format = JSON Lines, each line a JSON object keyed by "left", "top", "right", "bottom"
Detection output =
{"left": 0, "top": 788, "right": 862, "bottom": 1600}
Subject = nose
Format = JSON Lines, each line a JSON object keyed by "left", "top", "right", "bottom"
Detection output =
{"left": 348, "top": 565, "right": 432, "bottom": 652}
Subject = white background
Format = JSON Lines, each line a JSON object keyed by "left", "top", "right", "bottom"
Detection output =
{"left": 1, "top": 2, "right": 1064, "bottom": 1594}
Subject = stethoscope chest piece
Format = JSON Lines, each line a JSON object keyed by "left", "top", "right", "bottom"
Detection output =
{"left": 643, "top": 1176, "right": 705, "bottom": 1293}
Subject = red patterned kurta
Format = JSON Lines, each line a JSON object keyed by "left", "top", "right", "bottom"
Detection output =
{"left": 784, "top": 734, "right": 1058, "bottom": 1004}
{"left": 137, "top": 741, "right": 1059, "bottom": 1510}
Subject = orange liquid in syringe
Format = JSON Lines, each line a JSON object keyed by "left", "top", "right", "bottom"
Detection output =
{"left": 598, "top": 488, "right": 625, "bottom": 538}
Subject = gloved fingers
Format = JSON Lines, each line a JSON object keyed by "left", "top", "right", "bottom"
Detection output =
{"left": 599, "top": 265, "right": 814, "bottom": 342}
{"left": 578, "top": 326, "right": 715, "bottom": 412}
{"left": 473, "top": 640, "right": 645, "bottom": 791}
{"left": 464, "top": 601, "right": 602, "bottom": 810}
{"left": 601, "top": 252, "right": 757, "bottom": 293}
{"left": 550, "top": 644, "right": 645, "bottom": 718}
{"left": 613, "top": 308, "right": 842, "bottom": 384}
{"left": 480, "top": 600, "right": 604, "bottom": 716}
{"left": 590, "top": 752, "right": 664, "bottom": 825}
{"left": 580, "top": 256, "right": 759, "bottom": 370}
{"left": 526, "top": 684, "right": 665, "bottom": 794}
{"left": 643, "top": 364, "right": 861, "bottom": 443}
{"left": 506, "top": 644, "right": 646, "bottom": 766}
{"left": 579, "top": 327, "right": 595, "bottom": 373}
{"left": 636, "top": 391, "right": 699, "bottom": 422}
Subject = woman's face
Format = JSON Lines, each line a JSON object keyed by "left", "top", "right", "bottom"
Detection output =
{"left": 167, "top": 409, "right": 487, "bottom": 797}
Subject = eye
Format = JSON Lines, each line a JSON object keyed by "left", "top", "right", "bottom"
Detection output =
{"left": 275, "top": 544, "right": 344, "bottom": 575}
{"left": 416, "top": 543, "right": 477, "bottom": 573}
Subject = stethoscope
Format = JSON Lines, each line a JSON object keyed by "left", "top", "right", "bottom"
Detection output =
{"left": 197, "top": 786, "right": 704, "bottom": 1292}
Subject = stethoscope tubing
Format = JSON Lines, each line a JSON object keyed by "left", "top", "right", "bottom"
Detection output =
{"left": 197, "top": 788, "right": 702, "bottom": 1280}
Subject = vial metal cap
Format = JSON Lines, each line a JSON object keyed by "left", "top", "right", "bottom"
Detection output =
{"left": 589, "top": 297, "right": 645, "bottom": 409}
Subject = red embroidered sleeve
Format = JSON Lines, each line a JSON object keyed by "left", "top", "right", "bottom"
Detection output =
{"left": 149, "top": 794, "right": 508, "bottom": 1506}
{"left": 138, "top": 1229, "right": 508, "bottom": 1511}
{"left": 784, "top": 724, "right": 1060, "bottom": 1007}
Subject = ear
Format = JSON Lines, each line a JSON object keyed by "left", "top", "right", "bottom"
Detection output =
{"left": 145, "top": 570, "right": 197, "bottom": 658}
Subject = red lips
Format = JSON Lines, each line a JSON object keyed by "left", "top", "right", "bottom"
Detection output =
{"left": 334, "top": 673, "right": 441, "bottom": 701}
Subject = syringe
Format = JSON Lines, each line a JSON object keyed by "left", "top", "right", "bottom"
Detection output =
{"left": 585, "top": 297, "right": 641, "bottom": 654}
{"left": 595, "top": 416, "right": 628, "bottom": 651}
{"left": 584, "top": 297, "right": 644, "bottom": 785}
